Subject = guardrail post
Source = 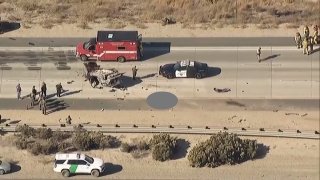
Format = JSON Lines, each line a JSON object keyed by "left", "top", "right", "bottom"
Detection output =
{"left": 241, "top": 128, "right": 246, "bottom": 131}
{"left": 96, "top": 124, "right": 101, "bottom": 127}
{"left": 297, "top": 130, "right": 301, "bottom": 133}
{"left": 151, "top": 125, "right": 156, "bottom": 128}
{"left": 187, "top": 126, "right": 192, "bottom": 129}
{"left": 223, "top": 127, "right": 228, "bottom": 130}
{"left": 315, "top": 131, "right": 319, "bottom": 134}
{"left": 259, "top": 128, "right": 265, "bottom": 131}
{"left": 278, "top": 129, "right": 283, "bottom": 132}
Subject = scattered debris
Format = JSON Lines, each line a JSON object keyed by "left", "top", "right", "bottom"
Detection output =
{"left": 214, "top": 88, "right": 231, "bottom": 93}
{"left": 109, "top": 89, "right": 116, "bottom": 92}
{"left": 228, "top": 115, "right": 237, "bottom": 120}
{"left": 285, "top": 113, "right": 299, "bottom": 116}
{"left": 273, "top": 109, "right": 279, "bottom": 112}
{"left": 301, "top": 113, "right": 308, "bottom": 117}
{"left": 100, "top": 108, "right": 104, "bottom": 111}
{"left": 117, "top": 98, "right": 124, "bottom": 101}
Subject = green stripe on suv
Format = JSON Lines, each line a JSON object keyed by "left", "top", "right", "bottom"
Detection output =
{"left": 69, "top": 164, "right": 78, "bottom": 173}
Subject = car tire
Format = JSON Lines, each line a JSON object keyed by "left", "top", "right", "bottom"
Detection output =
{"left": 61, "top": 169, "right": 70, "bottom": 177}
{"left": 91, "top": 169, "right": 100, "bottom": 177}
{"left": 167, "top": 74, "right": 174, "bottom": 79}
{"left": 80, "top": 55, "right": 88, "bottom": 61}
{"left": 117, "top": 56, "right": 126, "bottom": 63}
{"left": 0, "top": 169, "right": 5, "bottom": 175}
{"left": 195, "top": 73, "right": 202, "bottom": 79}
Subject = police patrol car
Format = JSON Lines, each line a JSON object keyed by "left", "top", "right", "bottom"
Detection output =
{"left": 54, "top": 153, "right": 105, "bottom": 177}
{"left": 159, "top": 60, "right": 208, "bottom": 79}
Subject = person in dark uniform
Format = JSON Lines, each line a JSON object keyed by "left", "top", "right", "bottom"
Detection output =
{"left": 132, "top": 66, "right": 138, "bottom": 80}
{"left": 56, "top": 83, "right": 63, "bottom": 97}
{"left": 41, "top": 82, "right": 47, "bottom": 97}
{"left": 39, "top": 95, "right": 47, "bottom": 115}
{"left": 31, "top": 86, "right": 37, "bottom": 106}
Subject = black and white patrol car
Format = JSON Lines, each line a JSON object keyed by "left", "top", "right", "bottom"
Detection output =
{"left": 159, "top": 60, "right": 208, "bottom": 79}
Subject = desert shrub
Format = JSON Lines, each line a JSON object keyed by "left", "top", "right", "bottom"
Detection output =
{"left": 72, "top": 131, "right": 120, "bottom": 151}
{"left": 27, "top": 142, "right": 42, "bottom": 155}
{"left": 72, "top": 131, "right": 92, "bottom": 151}
{"left": 35, "top": 128, "right": 53, "bottom": 139}
{"left": 187, "top": 132, "right": 258, "bottom": 168}
{"left": 52, "top": 130, "right": 72, "bottom": 142}
{"left": 27, "top": 140, "right": 58, "bottom": 155}
{"left": 14, "top": 138, "right": 29, "bottom": 150}
{"left": 57, "top": 141, "right": 72, "bottom": 152}
{"left": 15, "top": 125, "right": 35, "bottom": 138}
{"left": 149, "top": 133, "right": 177, "bottom": 161}
{"left": 91, "top": 132, "right": 120, "bottom": 149}
{"left": 120, "top": 142, "right": 132, "bottom": 153}
{"left": 152, "top": 143, "right": 172, "bottom": 161}
{"left": 136, "top": 140, "right": 149, "bottom": 151}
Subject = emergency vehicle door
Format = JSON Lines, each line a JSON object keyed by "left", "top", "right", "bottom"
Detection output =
{"left": 175, "top": 66, "right": 187, "bottom": 78}
{"left": 88, "top": 45, "right": 96, "bottom": 58}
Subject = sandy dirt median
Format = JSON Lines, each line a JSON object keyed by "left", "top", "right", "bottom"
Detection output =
{"left": 0, "top": 134, "right": 319, "bottom": 180}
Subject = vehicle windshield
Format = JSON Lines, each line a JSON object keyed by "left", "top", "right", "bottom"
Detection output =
{"left": 83, "top": 38, "right": 96, "bottom": 50}
{"left": 85, "top": 155, "right": 94, "bottom": 164}
{"left": 173, "top": 63, "right": 181, "bottom": 70}
{"left": 83, "top": 41, "right": 91, "bottom": 50}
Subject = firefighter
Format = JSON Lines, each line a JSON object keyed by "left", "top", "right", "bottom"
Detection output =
{"left": 132, "top": 66, "right": 138, "bottom": 80}
{"left": 303, "top": 25, "right": 309, "bottom": 38}
{"left": 294, "top": 32, "right": 302, "bottom": 49}
{"left": 302, "top": 37, "right": 309, "bottom": 55}
{"left": 313, "top": 25, "right": 319, "bottom": 44}
{"left": 257, "top": 47, "right": 261, "bottom": 62}
{"left": 41, "top": 82, "right": 47, "bottom": 98}
{"left": 56, "top": 83, "right": 63, "bottom": 97}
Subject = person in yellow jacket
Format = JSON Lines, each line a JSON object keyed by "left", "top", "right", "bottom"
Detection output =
{"left": 303, "top": 25, "right": 310, "bottom": 38}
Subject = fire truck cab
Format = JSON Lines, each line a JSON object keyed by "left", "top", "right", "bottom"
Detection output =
{"left": 76, "top": 31, "right": 142, "bottom": 62}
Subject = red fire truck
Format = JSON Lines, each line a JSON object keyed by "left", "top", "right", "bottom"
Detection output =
{"left": 76, "top": 31, "right": 142, "bottom": 62}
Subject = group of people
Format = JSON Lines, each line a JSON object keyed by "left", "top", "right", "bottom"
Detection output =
{"left": 16, "top": 82, "right": 64, "bottom": 115}
{"left": 294, "top": 25, "right": 319, "bottom": 55}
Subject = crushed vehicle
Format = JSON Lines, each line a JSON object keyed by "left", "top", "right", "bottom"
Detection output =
{"left": 54, "top": 153, "right": 105, "bottom": 177}
{"left": 83, "top": 62, "right": 124, "bottom": 88}
{"left": 159, "top": 60, "right": 208, "bottom": 79}
{"left": 0, "top": 160, "right": 11, "bottom": 175}
{"left": 76, "top": 31, "right": 143, "bottom": 62}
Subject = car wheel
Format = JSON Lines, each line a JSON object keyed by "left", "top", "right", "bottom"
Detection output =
{"left": 91, "top": 169, "right": 100, "bottom": 177}
{"left": 0, "top": 169, "right": 5, "bottom": 175}
{"left": 61, "top": 169, "right": 70, "bottom": 177}
{"left": 117, "top": 56, "right": 126, "bottom": 63}
{"left": 195, "top": 73, "right": 202, "bottom": 79}
{"left": 80, "top": 55, "right": 88, "bottom": 61}
{"left": 167, "top": 74, "right": 174, "bottom": 79}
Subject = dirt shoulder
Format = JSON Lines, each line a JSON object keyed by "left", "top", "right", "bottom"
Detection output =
{"left": 0, "top": 23, "right": 307, "bottom": 38}
{"left": 0, "top": 134, "right": 319, "bottom": 180}
{"left": 0, "top": 109, "right": 319, "bottom": 131}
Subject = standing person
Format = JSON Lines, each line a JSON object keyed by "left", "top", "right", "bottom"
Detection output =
{"left": 304, "top": 25, "right": 310, "bottom": 39}
{"left": 313, "top": 25, "right": 319, "bottom": 44}
{"left": 132, "top": 66, "right": 138, "bottom": 80}
{"left": 302, "top": 37, "right": 309, "bottom": 55}
{"left": 39, "top": 95, "right": 46, "bottom": 115}
{"left": 257, "top": 47, "right": 261, "bottom": 62}
{"left": 56, "top": 83, "right": 63, "bottom": 97}
{"left": 16, "top": 83, "right": 22, "bottom": 100}
{"left": 31, "top": 86, "right": 37, "bottom": 106}
{"left": 294, "top": 32, "right": 302, "bottom": 49}
{"left": 41, "top": 82, "right": 47, "bottom": 98}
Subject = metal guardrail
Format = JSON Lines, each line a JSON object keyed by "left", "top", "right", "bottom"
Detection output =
{"left": 1, "top": 123, "right": 319, "bottom": 139}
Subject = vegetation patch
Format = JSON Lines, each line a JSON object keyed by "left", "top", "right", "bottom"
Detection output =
{"left": 188, "top": 132, "right": 259, "bottom": 168}
{"left": 13, "top": 125, "right": 120, "bottom": 155}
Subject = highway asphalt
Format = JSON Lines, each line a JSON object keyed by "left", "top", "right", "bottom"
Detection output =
{"left": 0, "top": 49, "right": 319, "bottom": 99}
{"left": 0, "top": 37, "right": 294, "bottom": 47}
{"left": 0, "top": 98, "right": 318, "bottom": 111}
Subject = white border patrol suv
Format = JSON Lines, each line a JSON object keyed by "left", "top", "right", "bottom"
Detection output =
{"left": 54, "top": 153, "right": 105, "bottom": 177}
